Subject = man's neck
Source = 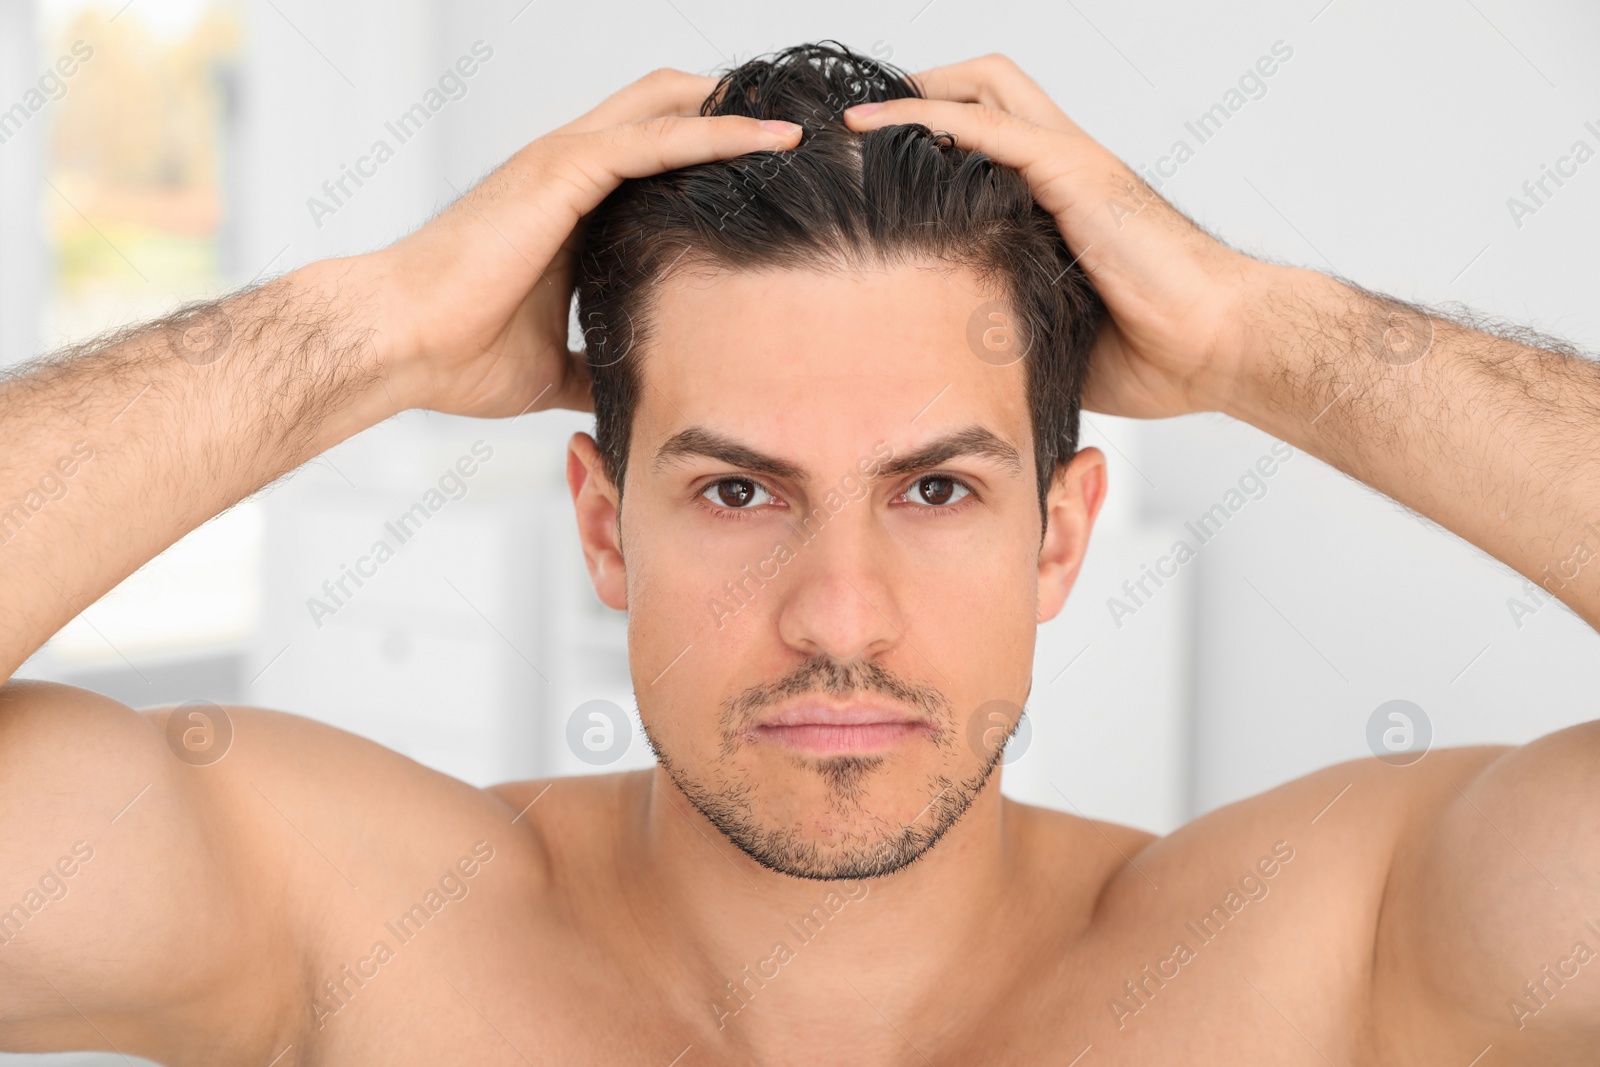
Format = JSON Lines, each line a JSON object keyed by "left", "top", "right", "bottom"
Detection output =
{"left": 621, "top": 766, "right": 1079, "bottom": 1054}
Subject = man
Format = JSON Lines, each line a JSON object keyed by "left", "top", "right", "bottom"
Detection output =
{"left": 1, "top": 41, "right": 1596, "bottom": 1066}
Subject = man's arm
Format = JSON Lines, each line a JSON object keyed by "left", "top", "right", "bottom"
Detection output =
{"left": 0, "top": 266, "right": 396, "bottom": 682}
{"left": 0, "top": 68, "right": 803, "bottom": 1054}
{"left": 1231, "top": 269, "right": 1600, "bottom": 632}
{"left": 1230, "top": 270, "right": 1600, "bottom": 1058}
{"left": 0, "top": 70, "right": 803, "bottom": 681}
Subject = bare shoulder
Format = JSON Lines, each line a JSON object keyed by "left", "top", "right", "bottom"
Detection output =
{"left": 1013, "top": 744, "right": 1509, "bottom": 930}
{"left": 1129, "top": 745, "right": 1507, "bottom": 903}
{"left": 1003, "top": 748, "right": 1519, "bottom": 1053}
{"left": 0, "top": 683, "right": 564, "bottom": 1060}
{"left": 134, "top": 702, "right": 560, "bottom": 949}
{"left": 1374, "top": 721, "right": 1600, "bottom": 1059}
{"left": 124, "top": 703, "right": 556, "bottom": 940}
{"left": 135, "top": 703, "right": 577, "bottom": 1044}
{"left": 140, "top": 702, "right": 531, "bottom": 844}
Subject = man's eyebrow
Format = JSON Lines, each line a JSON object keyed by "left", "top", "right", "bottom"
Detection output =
{"left": 653, "top": 427, "right": 806, "bottom": 481}
{"left": 877, "top": 426, "right": 1024, "bottom": 479}
{"left": 652, "top": 425, "right": 1024, "bottom": 481}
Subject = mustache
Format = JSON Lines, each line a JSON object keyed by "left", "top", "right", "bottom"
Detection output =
{"left": 720, "top": 655, "right": 950, "bottom": 737}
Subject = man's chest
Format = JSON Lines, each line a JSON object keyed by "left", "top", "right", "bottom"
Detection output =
{"left": 290, "top": 896, "right": 1402, "bottom": 1067}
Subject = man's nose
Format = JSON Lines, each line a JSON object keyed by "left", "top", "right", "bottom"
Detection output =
{"left": 774, "top": 511, "right": 906, "bottom": 663}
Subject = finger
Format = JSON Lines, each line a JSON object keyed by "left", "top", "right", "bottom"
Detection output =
{"left": 465, "top": 115, "right": 802, "bottom": 268}
{"left": 564, "top": 113, "right": 802, "bottom": 191}
{"left": 909, "top": 54, "right": 1080, "bottom": 135}
{"left": 842, "top": 97, "right": 1100, "bottom": 218}
{"left": 556, "top": 68, "right": 721, "bottom": 137}
{"left": 842, "top": 96, "right": 1164, "bottom": 272}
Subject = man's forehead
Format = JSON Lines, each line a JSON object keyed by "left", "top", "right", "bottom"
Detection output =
{"left": 631, "top": 261, "right": 1032, "bottom": 467}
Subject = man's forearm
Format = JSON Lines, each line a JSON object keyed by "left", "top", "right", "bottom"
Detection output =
{"left": 0, "top": 257, "right": 405, "bottom": 680}
{"left": 1229, "top": 264, "right": 1600, "bottom": 631}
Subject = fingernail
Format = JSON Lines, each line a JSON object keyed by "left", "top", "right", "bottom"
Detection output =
{"left": 759, "top": 119, "right": 802, "bottom": 134}
{"left": 845, "top": 102, "right": 883, "bottom": 116}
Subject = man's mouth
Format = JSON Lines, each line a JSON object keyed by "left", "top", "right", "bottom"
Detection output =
{"left": 751, "top": 700, "right": 936, "bottom": 755}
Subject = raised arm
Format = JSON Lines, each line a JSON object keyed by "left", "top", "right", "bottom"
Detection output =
{"left": 0, "top": 73, "right": 804, "bottom": 681}
{"left": 0, "top": 68, "right": 803, "bottom": 1056}
{"left": 846, "top": 56, "right": 1600, "bottom": 634}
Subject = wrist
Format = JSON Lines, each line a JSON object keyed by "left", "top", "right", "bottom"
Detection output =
{"left": 1221, "top": 261, "right": 1361, "bottom": 436}
{"left": 272, "top": 255, "right": 422, "bottom": 444}
{"left": 339, "top": 247, "right": 439, "bottom": 411}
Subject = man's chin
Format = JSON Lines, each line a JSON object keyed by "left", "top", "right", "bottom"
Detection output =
{"left": 657, "top": 756, "right": 1003, "bottom": 881}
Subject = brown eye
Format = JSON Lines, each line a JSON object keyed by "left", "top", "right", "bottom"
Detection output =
{"left": 908, "top": 475, "right": 970, "bottom": 508}
{"left": 702, "top": 478, "right": 772, "bottom": 509}
{"left": 718, "top": 480, "right": 754, "bottom": 507}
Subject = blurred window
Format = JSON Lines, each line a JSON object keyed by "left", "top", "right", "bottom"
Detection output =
{"left": 31, "top": 0, "right": 257, "bottom": 693}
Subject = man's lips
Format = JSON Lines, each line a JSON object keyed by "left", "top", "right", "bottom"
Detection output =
{"left": 751, "top": 700, "right": 935, "bottom": 754}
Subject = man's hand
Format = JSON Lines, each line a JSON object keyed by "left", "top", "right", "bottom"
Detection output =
{"left": 362, "top": 68, "right": 802, "bottom": 419}
{"left": 845, "top": 54, "right": 1264, "bottom": 420}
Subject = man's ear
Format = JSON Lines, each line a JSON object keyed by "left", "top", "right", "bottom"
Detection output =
{"left": 1037, "top": 446, "right": 1107, "bottom": 624}
{"left": 566, "top": 432, "right": 628, "bottom": 611}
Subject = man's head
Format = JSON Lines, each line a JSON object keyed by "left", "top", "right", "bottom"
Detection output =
{"left": 567, "top": 41, "right": 1107, "bottom": 881}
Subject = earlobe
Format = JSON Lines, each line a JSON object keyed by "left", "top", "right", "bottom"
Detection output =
{"left": 1036, "top": 448, "right": 1107, "bottom": 623}
{"left": 566, "top": 433, "right": 628, "bottom": 611}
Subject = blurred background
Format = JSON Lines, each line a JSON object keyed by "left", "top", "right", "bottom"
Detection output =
{"left": 1, "top": 0, "right": 1598, "bottom": 1061}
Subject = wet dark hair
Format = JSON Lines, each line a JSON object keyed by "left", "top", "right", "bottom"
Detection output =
{"left": 575, "top": 40, "right": 1103, "bottom": 537}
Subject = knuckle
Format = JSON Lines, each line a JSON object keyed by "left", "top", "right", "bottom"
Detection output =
{"left": 642, "top": 66, "right": 683, "bottom": 86}
{"left": 969, "top": 53, "right": 1019, "bottom": 82}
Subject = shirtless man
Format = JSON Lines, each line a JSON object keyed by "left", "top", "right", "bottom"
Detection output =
{"left": 2, "top": 44, "right": 1597, "bottom": 1066}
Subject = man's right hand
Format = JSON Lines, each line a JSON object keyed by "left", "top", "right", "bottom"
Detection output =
{"left": 359, "top": 69, "right": 802, "bottom": 420}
